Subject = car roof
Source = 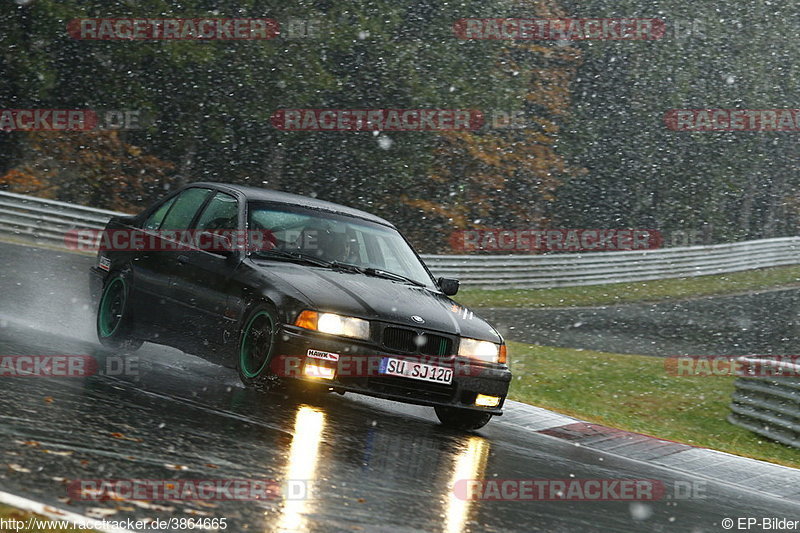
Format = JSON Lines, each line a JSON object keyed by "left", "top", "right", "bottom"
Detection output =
{"left": 189, "top": 182, "right": 395, "bottom": 228}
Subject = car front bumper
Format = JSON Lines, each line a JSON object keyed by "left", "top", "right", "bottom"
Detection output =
{"left": 275, "top": 325, "right": 511, "bottom": 415}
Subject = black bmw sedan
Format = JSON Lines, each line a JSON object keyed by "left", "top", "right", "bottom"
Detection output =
{"left": 89, "top": 183, "right": 511, "bottom": 429}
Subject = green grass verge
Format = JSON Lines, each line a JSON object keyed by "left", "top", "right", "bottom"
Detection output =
{"left": 0, "top": 504, "right": 93, "bottom": 532}
{"left": 507, "top": 341, "right": 800, "bottom": 469}
{"left": 455, "top": 265, "right": 800, "bottom": 308}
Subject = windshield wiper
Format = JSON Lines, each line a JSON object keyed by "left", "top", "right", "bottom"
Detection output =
{"left": 362, "top": 267, "right": 425, "bottom": 287}
{"left": 254, "top": 252, "right": 365, "bottom": 273}
{"left": 328, "top": 261, "right": 365, "bottom": 273}
{"left": 254, "top": 252, "right": 423, "bottom": 287}
{"left": 253, "top": 249, "right": 330, "bottom": 267}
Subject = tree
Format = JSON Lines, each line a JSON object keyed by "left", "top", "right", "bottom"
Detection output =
{"left": 555, "top": 0, "right": 800, "bottom": 242}
{"left": 0, "top": 131, "right": 174, "bottom": 211}
{"left": 403, "top": 0, "right": 584, "bottom": 252}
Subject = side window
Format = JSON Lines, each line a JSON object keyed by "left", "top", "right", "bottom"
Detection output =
{"left": 194, "top": 192, "right": 239, "bottom": 231}
{"left": 159, "top": 188, "right": 212, "bottom": 230}
{"left": 143, "top": 196, "right": 176, "bottom": 230}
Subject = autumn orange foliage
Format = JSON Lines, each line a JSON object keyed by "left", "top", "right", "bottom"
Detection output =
{"left": 0, "top": 131, "right": 174, "bottom": 212}
{"left": 403, "top": 0, "right": 586, "bottom": 253}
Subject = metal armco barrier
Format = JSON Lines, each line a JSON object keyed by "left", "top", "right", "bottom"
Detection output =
{"left": 423, "top": 239, "right": 800, "bottom": 288}
{"left": 0, "top": 190, "right": 799, "bottom": 288}
{"left": 728, "top": 357, "right": 800, "bottom": 449}
{"left": 0, "top": 191, "right": 127, "bottom": 249}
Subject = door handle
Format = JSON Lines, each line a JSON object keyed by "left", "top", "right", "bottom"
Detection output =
{"left": 177, "top": 255, "right": 190, "bottom": 264}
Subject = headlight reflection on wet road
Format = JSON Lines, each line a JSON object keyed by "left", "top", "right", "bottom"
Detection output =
{"left": 444, "top": 435, "right": 490, "bottom": 533}
{"left": 276, "top": 405, "right": 326, "bottom": 532}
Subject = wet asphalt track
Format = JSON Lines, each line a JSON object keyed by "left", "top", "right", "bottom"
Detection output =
{"left": 482, "top": 290, "right": 800, "bottom": 357}
{"left": 0, "top": 240, "right": 798, "bottom": 532}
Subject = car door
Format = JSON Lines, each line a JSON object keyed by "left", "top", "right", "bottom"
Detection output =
{"left": 167, "top": 190, "right": 243, "bottom": 355}
{"left": 130, "top": 187, "right": 213, "bottom": 339}
{"left": 126, "top": 192, "right": 177, "bottom": 327}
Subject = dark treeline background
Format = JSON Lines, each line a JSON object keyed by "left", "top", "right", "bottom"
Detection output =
{"left": 1, "top": 0, "right": 798, "bottom": 252}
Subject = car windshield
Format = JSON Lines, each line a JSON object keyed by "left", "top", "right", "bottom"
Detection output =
{"left": 248, "top": 202, "right": 435, "bottom": 289}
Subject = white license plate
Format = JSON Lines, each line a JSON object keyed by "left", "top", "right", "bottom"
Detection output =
{"left": 380, "top": 358, "right": 453, "bottom": 385}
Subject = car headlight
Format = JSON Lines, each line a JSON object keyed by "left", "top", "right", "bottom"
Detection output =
{"left": 459, "top": 338, "right": 506, "bottom": 364}
{"left": 294, "top": 310, "right": 370, "bottom": 340}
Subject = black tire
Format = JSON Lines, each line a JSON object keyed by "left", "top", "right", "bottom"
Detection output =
{"left": 96, "top": 273, "right": 143, "bottom": 352}
{"left": 434, "top": 406, "right": 493, "bottom": 430}
{"left": 236, "top": 304, "right": 280, "bottom": 391}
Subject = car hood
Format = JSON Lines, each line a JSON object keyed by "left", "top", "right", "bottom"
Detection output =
{"left": 255, "top": 262, "right": 502, "bottom": 343}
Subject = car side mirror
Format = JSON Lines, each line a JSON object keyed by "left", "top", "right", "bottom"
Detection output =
{"left": 438, "top": 277, "right": 460, "bottom": 296}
